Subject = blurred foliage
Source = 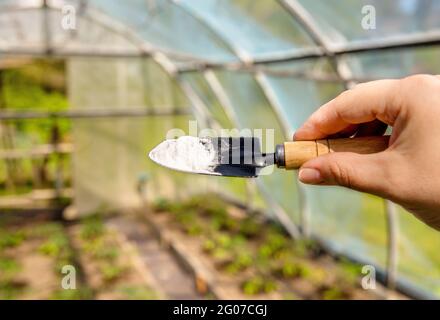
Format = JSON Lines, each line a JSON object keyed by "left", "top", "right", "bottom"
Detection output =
{"left": 1, "top": 59, "right": 70, "bottom": 143}
{"left": 0, "top": 59, "right": 71, "bottom": 189}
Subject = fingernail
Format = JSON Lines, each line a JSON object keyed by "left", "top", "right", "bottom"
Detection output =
{"left": 299, "top": 168, "right": 322, "bottom": 184}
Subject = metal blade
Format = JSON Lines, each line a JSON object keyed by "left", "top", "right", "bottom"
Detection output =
{"left": 148, "top": 136, "right": 273, "bottom": 178}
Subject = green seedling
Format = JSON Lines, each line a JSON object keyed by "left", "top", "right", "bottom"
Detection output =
{"left": 152, "top": 198, "right": 173, "bottom": 212}
{"left": 338, "top": 258, "right": 362, "bottom": 287}
{"left": 211, "top": 248, "right": 231, "bottom": 261}
{"left": 300, "top": 264, "right": 329, "bottom": 285}
{"left": 208, "top": 210, "right": 238, "bottom": 232}
{"left": 263, "top": 279, "right": 278, "bottom": 294}
{"left": 277, "top": 260, "right": 301, "bottom": 278}
{"left": 175, "top": 210, "right": 197, "bottom": 225}
{"left": 80, "top": 215, "right": 105, "bottom": 240}
{"left": 100, "top": 263, "right": 126, "bottom": 283}
{"left": 80, "top": 216, "right": 105, "bottom": 240}
{"left": 0, "top": 257, "right": 21, "bottom": 280}
{"left": 215, "top": 234, "right": 233, "bottom": 249}
{"left": 38, "top": 232, "right": 69, "bottom": 256}
{"left": 259, "top": 234, "right": 289, "bottom": 259}
{"left": 202, "top": 239, "right": 216, "bottom": 253}
{"left": 204, "top": 207, "right": 228, "bottom": 219}
{"left": 239, "top": 218, "right": 261, "bottom": 238}
{"left": 321, "top": 286, "right": 347, "bottom": 300}
{"left": 93, "top": 246, "right": 119, "bottom": 262}
{"left": 183, "top": 223, "right": 203, "bottom": 236}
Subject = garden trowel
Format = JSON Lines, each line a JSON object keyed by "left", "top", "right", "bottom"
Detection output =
{"left": 149, "top": 136, "right": 389, "bottom": 178}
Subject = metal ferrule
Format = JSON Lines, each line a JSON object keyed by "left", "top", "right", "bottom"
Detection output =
{"left": 275, "top": 144, "right": 285, "bottom": 168}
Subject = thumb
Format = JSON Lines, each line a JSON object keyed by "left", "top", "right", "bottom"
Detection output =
{"left": 298, "top": 152, "right": 393, "bottom": 197}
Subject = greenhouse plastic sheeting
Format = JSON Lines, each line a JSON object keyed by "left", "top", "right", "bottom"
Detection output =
{"left": 342, "top": 46, "right": 440, "bottom": 79}
{"left": 86, "top": 0, "right": 238, "bottom": 62}
{"left": 68, "top": 57, "right": 203, "bottom": 213}
{"left": 305, "top": 186, "right": 388, "bottom": 267}
{"left": 179, "top": 72, "right": 232, "bottom": 128}
{"left": 397, "top": 206, "right": 440, "bottom": 296}
{"left": 1, "top": 0, "right": 440, "bottom": 298}
{"left": 213, "top": 70, "right": 301, "bottom": 224}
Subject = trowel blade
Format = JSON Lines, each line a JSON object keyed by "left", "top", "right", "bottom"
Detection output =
{"left": 149, "top": 136, "right": 272, "bottom": 178}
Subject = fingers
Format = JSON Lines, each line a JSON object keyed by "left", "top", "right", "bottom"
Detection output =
{"left": 354, "top": 120, "right": 388, "bottom": 137}
{"left": 294, "top": 79, "right": 402, "bottom": 141}
{"left": 298, "top": 152, "right": 394, "bottom": 198}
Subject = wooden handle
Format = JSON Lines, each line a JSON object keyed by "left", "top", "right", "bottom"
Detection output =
{"left": 283, "top": 136, "right": 390, "bottom": 170}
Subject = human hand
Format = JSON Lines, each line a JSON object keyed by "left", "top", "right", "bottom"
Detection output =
{"left": 294, "top": 75, "right": 440, "bottom": 231}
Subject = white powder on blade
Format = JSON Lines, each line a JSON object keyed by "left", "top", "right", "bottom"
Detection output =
{"left": 149, "top": 136, "right": 217, "bottom": 173}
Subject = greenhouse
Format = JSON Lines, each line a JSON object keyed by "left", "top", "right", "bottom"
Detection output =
{"left": 0, "top": 0, "right": 439, "bottom": 300}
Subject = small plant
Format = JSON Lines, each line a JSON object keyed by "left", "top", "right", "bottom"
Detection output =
{"left": 223, "top": 252, "right": 253, "bottom": 275}
{"left": 183, "top": 223, "right": 203, "bottom": 236}
{"left": 100, "top": 263, "right": 126, "bottom": 283}
{"left": 93, "top": 246, "right": 119, "bottom": 261}
{"left": 278, "top": 260, "right": 301, "bottom": 278}
{"left": 38, "top": 232, "right": 69, "bottom": 256}
{"left": 0, "top": 256, "right": 21, "bottom": 280}
{"left": 242, "top": 276, "right": 278, "bottom": 295}
{"left": 258, "top": 233, "right": 289, "bottom": 259}
{"left": 321, "top": 286, "right": 347, "bottom": 300}
{"left": 152, "top": 198, "right": 173, "bottom": 212}
{"left": 338, "top": 258, "right": 362, "bottom": 287}
{"left": 0, "top": 230, "right": 26, "bottom": 250}
{"left": 211, "top": 248, "right": 230, "bottom": 261}
{"left": 202, "top": 239, "right": 216, "bottom": 253}
{"left": 292, "top": 239, "right": 321, "bottom": 257}
{"left": 80, "top": 215, "right": 105, "bottom": 240}
{"left": 239, "top": 218, "right": 261, "bottom": 238}
{"left": 300, "top": 264, "right": 329, "bottom": 285}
